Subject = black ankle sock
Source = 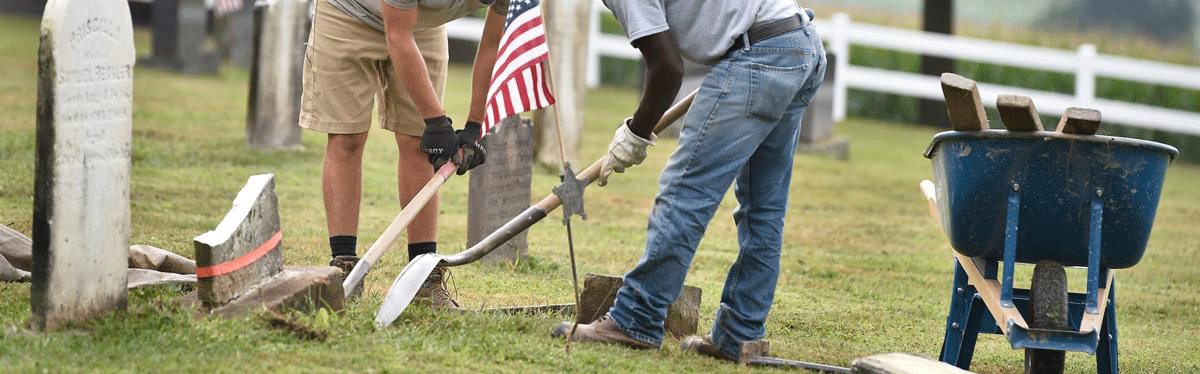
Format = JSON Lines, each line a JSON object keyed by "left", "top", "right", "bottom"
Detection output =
{"left": 329, "top": 235, "right": 357, "bottom": 258}
{"left": 408, "top": 242, "right": 437, "bottom": 261}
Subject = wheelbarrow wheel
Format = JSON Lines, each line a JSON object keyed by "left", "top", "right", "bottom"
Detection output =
{"left": 1025, "top": 261, "right": 1068, "bottom": 374}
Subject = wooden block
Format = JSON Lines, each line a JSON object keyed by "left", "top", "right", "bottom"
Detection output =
{"left": 940, "top": 73, "right": 990, "bottom": 131}
{"left": 1055, "top": 107, "right": 1102, "bottom": 135}
{"left": 996, "top": 94, "right": 1043, "bottom": 131}
{"left": 852, "top": 353, "right": 975, "bottom": 373}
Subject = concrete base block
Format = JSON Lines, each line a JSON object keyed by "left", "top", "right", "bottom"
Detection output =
{"left": 181, "top": 266, "right": 344, "bottom": 318}
{"left": 796, "top": 136, "right": 851, "bottom": 161}
{"left": 575, "top": 273, "right": 700, "bottom": 339}
{"left": 851, "top": 353, "right": 974, "bottom": 374}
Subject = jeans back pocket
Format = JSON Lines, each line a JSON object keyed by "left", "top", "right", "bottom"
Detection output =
{"left": 746, "top": 62, "right": 809, "bottom": 122}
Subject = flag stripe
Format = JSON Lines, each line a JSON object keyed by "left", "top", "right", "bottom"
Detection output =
{"left": 483, "top": 0, "right": 556, "bottom": 132}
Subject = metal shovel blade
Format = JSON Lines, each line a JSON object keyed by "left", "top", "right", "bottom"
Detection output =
{"left": 374, "top": 253, "right": 443, "bottom": 329}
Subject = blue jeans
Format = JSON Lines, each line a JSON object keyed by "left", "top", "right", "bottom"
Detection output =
{"left": 608, "top": 18, "right": 826, "bottom": 359}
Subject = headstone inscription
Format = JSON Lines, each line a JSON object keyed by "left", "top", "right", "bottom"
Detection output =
{"left": 32, "top": 0, "right": 134, "bottom": 330}
{"left": 466, "top": 116, "right": 532, "bottom": 264}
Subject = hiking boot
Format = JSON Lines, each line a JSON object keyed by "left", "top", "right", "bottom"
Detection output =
{"left": 414, "top": 266, "right": 459, "bottom": 309}
{"left": 550, "top": 315, "right": 657, "bottom": 350}
{"left": 679, "top": 335, "right": 736, "bottom": 362}
{"left": 329, "top": 255, "right": 361, "bottom": 298}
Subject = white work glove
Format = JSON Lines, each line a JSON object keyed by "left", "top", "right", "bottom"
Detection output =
{"left": 597, "top": 119, "right": 656, "bottom": 187}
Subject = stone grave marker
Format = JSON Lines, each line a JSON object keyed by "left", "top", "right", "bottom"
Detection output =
{"left": 797, "top": 53, "right": 850, "bottom": 160}
{"left": 137, "top": 0, "right": 220, "bottom": 74}
{"left": 190, "top": 174, "right": 343, "bottom": 316}
{"left": 467, "top": 116, "right": 532, "bottom": 264}
{"left": 575, "top": 273, "right": 701, "bottom": 339}
{"left": 245, "top": 0, "right": 309, "bottom": 150}
{"left": 32, "top": 0, "right": 135, "bottom": 330}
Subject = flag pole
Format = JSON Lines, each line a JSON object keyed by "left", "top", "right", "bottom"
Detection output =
{"left": 539, "top": 0, "right": 586, "bottom": 354}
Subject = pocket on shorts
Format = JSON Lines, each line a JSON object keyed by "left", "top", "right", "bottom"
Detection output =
{"left": 746, "top": 61, "right": 808, "bottom": 122}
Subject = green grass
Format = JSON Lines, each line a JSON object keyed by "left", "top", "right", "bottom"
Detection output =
{"left": 2, "top": 13, "right": 1200, "bottom": 374}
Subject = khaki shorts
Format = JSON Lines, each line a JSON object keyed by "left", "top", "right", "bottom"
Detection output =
{"left": 299, "top": 0, "right": 449, "bottom": 136}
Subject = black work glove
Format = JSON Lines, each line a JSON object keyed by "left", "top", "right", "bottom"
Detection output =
{"left": 420, "top": 116, "right": 458, "bottom": 170}
{"left": 455, "top": 121, "right": 487, "bottom": 175}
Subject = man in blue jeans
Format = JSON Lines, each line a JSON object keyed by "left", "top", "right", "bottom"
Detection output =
{"left": 551, "top": 0, "right": 826, "bottom": 362}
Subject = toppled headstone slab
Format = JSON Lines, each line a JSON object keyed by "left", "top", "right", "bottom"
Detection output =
{"left": 851, "top": 353, "right": 974, "bottom": 374}
{"left": 1, "top": 224, "right": 32, "bottom": 271}
{"left": 194, "top": 174, "right": 285, "bottom": 306}
{"left": 127, "top": 269, "right": 195, "bottom": 289}
{"left": 129, "top": 244, "right": 196, "bottom": 274}
{"left": 32, "top": 0, "right": 135, "bottom": 330}
{"left": 575, "top": 273, "right": 701, "bottom": 339}
{"left": 190, "top": 174, "right": 342, "bottom": 316}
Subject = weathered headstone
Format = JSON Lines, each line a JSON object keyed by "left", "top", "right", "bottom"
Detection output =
{"left": 797, "top": 53, "right": 850, "bottom": 160}
{"left": 137, "top": 0, "right": 220, "bottom": 74}
{"left": 467, "top": 116, "right": 532, "bottom": 264}
{"left": 1056, "top": 107, "right": 1102, "bottom": 135}
{"left": 215, "top": 0, "right": 256, "bottom": 69}
{"left": 32, "top": 0, "right": 134, "bottom": 330}
{"left": 575, "top": 273, "right": 701, "bottom": 339}
{"left": 190, "top": 174, "right": 343, "bottom": 316}
{"left": 940, "top": 73, "right": 990, "bottom": 131}
{"left": 245, "top": 0, "right": 309, "bottom": 150}
{"left": 996, "top": 94, "right": 1043, "bottom": 132}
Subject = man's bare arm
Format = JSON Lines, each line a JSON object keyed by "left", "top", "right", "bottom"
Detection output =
{"left": 381, "top": 1, "right": 444, "bottom": 120}
{"left": 466, "top": 7, "right": 507, "bottom": 123}
{"left": 628, "top": 31, "right": 684, "bottom": 139}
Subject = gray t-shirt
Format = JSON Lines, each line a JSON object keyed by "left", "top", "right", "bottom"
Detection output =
{"left": 603, "top": 0, "right": 800, "bottom": 65}
{"left": 328, "top": 0, "right": 506, "bottom": 32}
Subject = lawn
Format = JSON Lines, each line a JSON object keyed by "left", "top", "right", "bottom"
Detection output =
{"left": 1, "top": 13, "right": 1198, "bottom": 374}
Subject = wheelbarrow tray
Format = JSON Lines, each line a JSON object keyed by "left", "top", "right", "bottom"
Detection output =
{"left": 924, "top": 130, "right": 1177, "bottom": 269}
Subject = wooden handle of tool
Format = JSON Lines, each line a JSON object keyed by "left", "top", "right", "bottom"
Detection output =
{"left": 534, "top": 88, "right": 698, "bottom": 211}
{"left": 919, "top": 179, "right": 941, "bottom": 228}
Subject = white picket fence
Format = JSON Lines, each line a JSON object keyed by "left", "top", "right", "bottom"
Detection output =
{"left": 445, "top": 3, "right": 1200, "bottom": 136}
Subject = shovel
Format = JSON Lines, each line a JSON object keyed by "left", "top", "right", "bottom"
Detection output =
{"left": 373, "top": 89, "right": 697, "bottom": 328}
{"left": 342, "top": 161, "right": 458, "bottom": 299}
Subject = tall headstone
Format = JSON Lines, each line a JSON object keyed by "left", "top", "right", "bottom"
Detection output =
{"left": 246, "top": 0, "right": 309, "bottom": 150}
{"left": 797, "top": 53, "right": 850, "bottom": 160}
{"left": 137, "top": 0, "right": 220, "bottom": 75}
{"left": 216, "top": 0, "right": 257, "bottom": 70}
{"left": 534, "top": 0, "right": 589, "bottom": 168}
{"left": 467, "top": 117, "right": 532, "bottom": 264}
{"left": 32, "top": 0, "right": 134, "bottom": 330}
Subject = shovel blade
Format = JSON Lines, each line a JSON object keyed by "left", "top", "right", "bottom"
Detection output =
{"left": 374, "top": 253, "right": 443, "bottom": 328}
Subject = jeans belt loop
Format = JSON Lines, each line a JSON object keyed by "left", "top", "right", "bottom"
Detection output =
{"left": 740, "top": 33, "right": 751, "bottom": 51}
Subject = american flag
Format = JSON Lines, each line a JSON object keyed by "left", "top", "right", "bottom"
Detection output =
{"left": 483, "top": 0, "right": 556, "bottom": 132}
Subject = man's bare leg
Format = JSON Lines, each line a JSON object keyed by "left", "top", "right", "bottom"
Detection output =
{"left": 323, "top": 132, "right": 369, "bottom": 262}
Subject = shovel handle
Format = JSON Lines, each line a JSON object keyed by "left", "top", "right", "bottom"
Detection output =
{"left": 343, "top": 162, "right": 457, "bottom": 297}
{"left": 441, "top": 89, "right": 697, "bottom": 267}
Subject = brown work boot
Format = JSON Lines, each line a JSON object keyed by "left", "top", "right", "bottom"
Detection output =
{"left": 550, "top": 315, "right": 657, "bottom": 350}
{"left": 414, "top": 267, "right": 459, "bottom": 309}
{"left": 680, "top": 335, "right": 737, "bottom": 362}
{"left": 329, "top": 255, "right": 361, "bottom": 298}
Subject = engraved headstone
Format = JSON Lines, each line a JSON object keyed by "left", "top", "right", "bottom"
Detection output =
{"left": 467, "top": 117, "right": 532, "bottom": 264}
{"left": 194, "top": 174, "right": 285, "bottom": 306}
{"left": 246, "top": 0, "right": 309, "bottom": 150}
{"left": 32, "top": 0, "right": 135, "bottom": 330}
{"left": 137, "top": 0, "right": 220, "bottom": 74}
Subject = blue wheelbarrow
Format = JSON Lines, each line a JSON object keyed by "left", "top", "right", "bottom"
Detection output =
{"left": 921, "top": 129, "right": 1177, "bottom": 374}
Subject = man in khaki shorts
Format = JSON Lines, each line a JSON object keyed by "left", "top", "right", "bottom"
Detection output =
{"left": 301, "top": 0, "right": 508, "bottom": 308}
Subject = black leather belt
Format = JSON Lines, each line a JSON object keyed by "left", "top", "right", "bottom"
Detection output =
{"left": 727, "top": 12, "right": 808, "bottom": 54}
